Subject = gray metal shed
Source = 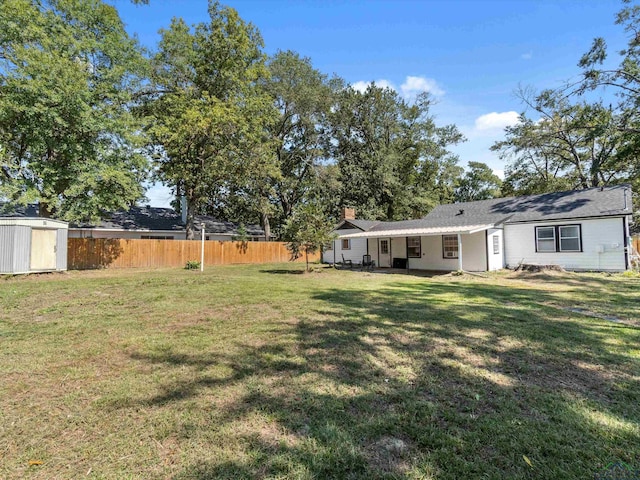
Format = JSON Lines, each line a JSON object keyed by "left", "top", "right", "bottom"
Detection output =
{"left": 0, "top": 218, "right": 68, "bottom": 274}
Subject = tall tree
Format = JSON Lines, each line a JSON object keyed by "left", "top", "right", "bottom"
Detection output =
{"left": 455, "top": 161, "right": 502, "bottom": 202}
{"left": 146, "top": 2, "right": 276, "bottom": 239}
{"left": 492, "top": 91, "right": 638, "bottom": 195}
{"left": 262, "top": 51, "right": 338, "bottom": 233}
{"left": 331, "top": 84, "right": 464, "bottom": 220}
{"left": 0, "top": 0, "right": 148, "bottom": 221}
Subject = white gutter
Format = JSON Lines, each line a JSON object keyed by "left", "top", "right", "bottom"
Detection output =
{"left": 338, "top": 224, "right": 494, "bottom": 239}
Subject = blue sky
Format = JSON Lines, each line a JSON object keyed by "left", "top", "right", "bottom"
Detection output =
{"left": 113, "top": 0, "right": 627, "bottom": 207}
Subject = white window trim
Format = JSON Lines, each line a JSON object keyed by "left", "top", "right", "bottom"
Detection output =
{"left": 442, "top": 235, "right": 459, "bottom": 259}
{"left": 341, "top": 238, "right": 351, "bottom": 250}
{"left": 380, "top": 239, "right": 389, "bottom": 255}
{"left": 558, "top": 225, "right": 581, "bottom": 252}
{"left": 407, "top": 236, "right": 421, "bottom": 258}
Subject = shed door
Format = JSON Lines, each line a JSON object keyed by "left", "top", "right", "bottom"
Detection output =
{"left": 30, "top": 229, "right": 57, "bottom": 270}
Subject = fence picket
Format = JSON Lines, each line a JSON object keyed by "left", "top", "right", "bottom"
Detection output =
{"left": 67, "top": 239, "right": 317, "bottom": 270}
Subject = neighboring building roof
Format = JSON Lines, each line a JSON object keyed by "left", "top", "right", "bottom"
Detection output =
{"left": 0, "top": 203, "right": 265, "bottom": 236}
{"left": 338, "top": 185, "right": 633, "bottom": 238}
{"left": 0, "top": 204, "right": 40, "bottom": 218}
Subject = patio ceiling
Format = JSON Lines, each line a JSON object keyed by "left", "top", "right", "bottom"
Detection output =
{"left": 338, "top": 224, "right": 495, "bottom": 239}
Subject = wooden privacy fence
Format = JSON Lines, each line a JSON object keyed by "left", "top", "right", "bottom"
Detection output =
{"left": 633, "top": 235, "right": 640, "bottom": 253}
{"left": 67, "top": 238, "right": 319, "bottom": 270}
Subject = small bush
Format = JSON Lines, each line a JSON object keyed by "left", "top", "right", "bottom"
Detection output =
{"left": 185, "top": 260, "right": 201, "bottom": 270}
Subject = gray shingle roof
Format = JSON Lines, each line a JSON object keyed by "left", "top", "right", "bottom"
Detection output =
{"left": 340, "top": 219, "right": 381, "bottom": 231}
{"left": 345, "top": 185, "right": 633, "bottom": 233}
{"left": 0, "top": 204, "right": 265, "bottom": 236}
{"left": 426, "top": 184, "right": 632, "bottom": 226}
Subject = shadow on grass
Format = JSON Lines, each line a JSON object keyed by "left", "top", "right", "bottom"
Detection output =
{"left": 122, "top": 279, "right": 640, "bottom": 479}
{"left": 259, "top": 269, "right": 306, "bottom": 275}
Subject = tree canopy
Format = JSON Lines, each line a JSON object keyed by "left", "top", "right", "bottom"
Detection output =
{"left": 0, "top": 0, "right": 148, "bottom": 221}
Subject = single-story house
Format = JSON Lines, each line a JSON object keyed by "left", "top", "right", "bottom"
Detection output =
{"left": 1, "top": 204, "right": 267, "bottom": 241}
{"left": 324, "top": 185, "right": 634, "bottom": 272}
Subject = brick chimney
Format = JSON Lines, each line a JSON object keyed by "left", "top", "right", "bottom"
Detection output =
{"left": 340, "top": 207, "right": 356, "bottom": 220}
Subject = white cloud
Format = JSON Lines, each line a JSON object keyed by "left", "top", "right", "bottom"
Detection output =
{"left": 474, "top": 111, "right": 520, "bottom": 132}
{"left": 351, "top": 79, "right": 396, "bottom": 93}
{"left": 493, "top": 169, "right": 505, "bottom": 180}
{"left": 521, "top": 52, "right": 532, "bottom": 60}
{"left": 401, "top": 76, "right": 445, "bottom": 97}
{"left": 350, "top": 76, "right": 445, "bottom": 99}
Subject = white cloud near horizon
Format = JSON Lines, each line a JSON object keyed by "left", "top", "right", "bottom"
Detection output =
{"left": 351, "top": 79, "right": 395, "bottom": 93}
{"left": 401, "top": 76, "right": 445, "bottom": 97}
{"left": 474, "top": 111, "right": 520, "bottom": 132}
{"left": 521, "top": 51, "right": 533, "bottom": 60}
{"left": 351, "top": 76, "right": 445, "bottom": 99}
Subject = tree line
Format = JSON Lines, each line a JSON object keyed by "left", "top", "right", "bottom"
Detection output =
{"left": 1, "top": 0, "right": 637, "bottom": 240}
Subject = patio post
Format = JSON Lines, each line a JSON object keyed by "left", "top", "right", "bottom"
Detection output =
{"left": 457, "top": 233, "right": 463, "bottom": 271}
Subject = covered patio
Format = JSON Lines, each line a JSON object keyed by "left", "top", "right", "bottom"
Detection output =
{"left": 338, "top": 223, "right": 504, "bottom": 272}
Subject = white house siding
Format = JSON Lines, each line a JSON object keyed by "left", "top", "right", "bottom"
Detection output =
{"left": 487, "top": 228, "right": 505, "bottom": 271}
{"left": 407, "top": 232, "right": 488, "bottom": 272}
{"left": 368, "top": 238, "right": 379, "bottom": 266}
{"left": 391, "top": 237, "right": 407, "bottom": 264}
{"left": 323, "top": 228, "right": 368, "bottom": 264}
{"left": 504, "top": 217, "right": 627, "bottom": 271}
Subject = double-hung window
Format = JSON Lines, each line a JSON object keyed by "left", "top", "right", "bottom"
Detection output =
{"left": 407, "top": 237, "right": 421, "bottom": 257}
{"left": 442, "top": 235, "right": 459, "bottom": 259}
{"left": 535, "top": 225, "right": 581, "bottom": 252}
{"left": 535, "top": 227, "right": 556, "bottom": 252}
{"left": 341, "top": 239, "right": 351, "bottom": 250}
{"left": 558, "top": 225, "right": 581, "bottom": 252}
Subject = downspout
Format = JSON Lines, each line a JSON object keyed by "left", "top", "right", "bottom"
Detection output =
{"left": 457, "top": 233, "right": 463, "bottom": 272}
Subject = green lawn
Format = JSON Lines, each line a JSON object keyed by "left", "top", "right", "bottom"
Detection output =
{"left": 1, "top": 265, "right": 639, "bottom": 479}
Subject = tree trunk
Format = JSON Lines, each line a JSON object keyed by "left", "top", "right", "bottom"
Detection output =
{"left": 185, "top": 192, "right": 196, "bottom": 240}
{"left": 262, "top": 212, "right": 271, "bottom": 241}
{"left": 39, "top": 202, "right": 53, "bottom": 218}
{"left": 305, "top": 248, "right": 309, "bottom": 272}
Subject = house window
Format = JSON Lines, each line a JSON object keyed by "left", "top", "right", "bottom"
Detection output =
{"left": 559, "top": 225, "right": 581, "bottom": 252}
{"left": 380, "top": 239, "right": 389, "bottom": 255}
{"left": 535, "top": 226, "right": 556, "bottom": 252}
{"left": 493, "top": 235, "right": 500, "bottom": 254}
{"left": 407, "top": 237, "right": 421, "bottom": 257}
{"left": 341, "top": 238, "right": 351, "bottom": 250}
{"left": 442, "top": 235, "right": 459, "bottom": 259}
{"left": 535, "top": 225, "right": 582, "bottom": 252}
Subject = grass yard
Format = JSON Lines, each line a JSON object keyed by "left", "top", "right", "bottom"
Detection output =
{"left": 0, "top": 264, "right": 639, "bottom": 479}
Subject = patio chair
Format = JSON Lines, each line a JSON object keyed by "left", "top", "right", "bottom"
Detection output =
{"left": 362, "top": 254, "right": 375, "bottom": 271}
{"left": 341, "top": 254, "right": 353, "bottom": 269}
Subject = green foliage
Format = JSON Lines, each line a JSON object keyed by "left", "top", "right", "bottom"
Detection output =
{"left": 145, "top": 2, "right": 277, "bottom": 239}
{"left": 0, "top": 0, "right": 149, "bottom": 222}
{"left": 455, "top": 161, "right": 502, "bottom": 202}
{"left": 492, "top": 91, "right": 638, "bottom": 196}
{"left": 184, "top": 260, "right": 201, "bottom": 270}
{"left": 331, "top": 84, "right": 464, "bottom": 221}
{"left": 284, "top": 202, "right": 336, "bottom": 271}
{"left": 233, "top": 224, "right": 249, "bottom": 242}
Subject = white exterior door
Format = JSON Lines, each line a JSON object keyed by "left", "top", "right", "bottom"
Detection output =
{"left": 378, "top": 238, "right": 391, "bottom": 267}
{"left": 30, "top": 229, "right": 57, "bottom": 270}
